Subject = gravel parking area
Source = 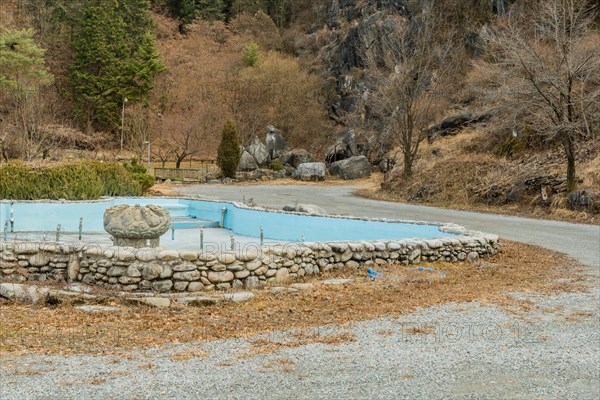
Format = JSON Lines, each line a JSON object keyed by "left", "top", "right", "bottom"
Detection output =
{"left": 1, "top": 287, "right": 598, "bottom": 400}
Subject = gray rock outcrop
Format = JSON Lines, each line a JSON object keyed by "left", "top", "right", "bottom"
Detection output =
{"left": 239, "top": 151, "right": 258, "bottom": 171}
{"left": 280, "top": 148, "right": 315, "bottom": 168}
{"left": 293, "top": 162, "right": 326, "bottom": 181}
{"left": 326, "top": 128, "right": 369, "bottom": 163}
{"left": 330, "top": 155, "right": 372, "bottom": 180}
{"left": 104, "top": 204, "right": 171, "bottom": 248}
{"left": 265, "top": 125, "right": 291, "bottom": 159}
{"left": 246, "top": 136, "right": 270, "bottom": 167}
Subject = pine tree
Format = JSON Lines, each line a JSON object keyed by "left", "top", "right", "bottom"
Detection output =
{"left": 130, "top": 33, "right": 167, "bottom": 106}
{"left": 0, "top": 28, "right": 53, "bottom": 92}
{"left": 217, "top": 121, "right": 240, "bottom": 178}
{"left": 169, "top": 0, "right": 225, "bottom": 33}
{"left": 197, "top": 0, "right": 225, "bottom": 21}
{"left": 70, "top": 0, "right": 164, "bottom": 132}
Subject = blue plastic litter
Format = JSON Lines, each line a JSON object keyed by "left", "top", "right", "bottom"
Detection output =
{"left": 367, "top": 268, "right": 384, "bottom": 279}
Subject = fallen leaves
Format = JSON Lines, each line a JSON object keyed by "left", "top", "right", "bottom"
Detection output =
{"left": 0, "top": 241, "right": 592, "bottom": 356}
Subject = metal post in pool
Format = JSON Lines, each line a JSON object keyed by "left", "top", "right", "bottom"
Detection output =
{"left": 171, "top": 223, "right": 175, "bottom": 240}
{"left": 3, "top": 221, "right": 8, "bottom": 240}
{"left": 230, "top": 235, "right": 234, "bottom": 251}
{"left": 10, "top": 202, "right": 14, "bottom": 233}
{"left": 260, "top": 226, "right": 264, "bottom": 246}
{"left": 200, "top": 227, "right": 204, "bottom": 251}
{"left": 301, "top": 234, "right": 305, "bottom": 242}
{"left": 220, "top": 207, "right": 227, "bottom": 228}
{"left": 56, "top": 224, "right": 61, "bottom": 241}
{"left": 78, "top": 217, "right": 83, "bottom": 241}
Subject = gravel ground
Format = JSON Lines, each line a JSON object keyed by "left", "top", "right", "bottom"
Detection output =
{"left": 1, "top": 286, "right": 598, "bottom": 400}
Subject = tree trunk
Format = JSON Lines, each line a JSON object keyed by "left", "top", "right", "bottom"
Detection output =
{"left": 402, "top": 153, "right": 413, "bottom": 178}
{"left": 175, "top": 157, "right": 182, "bottom": 169}
{"left": 563, "top": 132, "right": 576, "bottom": 192}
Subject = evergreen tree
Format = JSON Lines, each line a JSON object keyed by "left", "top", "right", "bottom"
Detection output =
{"left": 217, "top": 121, "right": 240, "bottom": 178}
{"left": 197, "top": 0, "right": 225, "bottom": 21}
{"left": 130, "top": 33, "right": 167, "bottom": 106}
{"left": 70, "top": 0, "right": 164, "bottom": 132}
{"left": 168, "top": 0, "right": 225, "bottom": 33}
{"left": 0, "top": 28, "right": 53, "bottom": 92}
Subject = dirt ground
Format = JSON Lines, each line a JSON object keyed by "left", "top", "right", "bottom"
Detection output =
{"left": 0, "top": 241, "right": 591, "bottom": 356}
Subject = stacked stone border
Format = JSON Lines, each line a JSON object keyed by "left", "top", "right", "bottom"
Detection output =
{"left": 0, "top": 196, "right": 499, "bottom": 293}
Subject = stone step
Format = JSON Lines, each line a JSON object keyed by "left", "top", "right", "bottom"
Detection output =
{"left": 171, "top": 218, "right": 219, "bottom": 229}
{"left": 161, "top": 204, "right": 190, "bottom": 218}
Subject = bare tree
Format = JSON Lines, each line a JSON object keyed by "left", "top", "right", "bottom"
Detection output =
{"left": 172, "top": 122, "right": 200, "bottom": 169}
{"left": 475, "top": 0, "right": 600, "bottom": 192}
{"left": 365, "top": 13, "right": 455, "bottom": 178}
{"left": 124, "top": 105, "right": 151, "bottom": 159}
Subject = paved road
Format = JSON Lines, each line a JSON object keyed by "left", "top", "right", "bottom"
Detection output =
{"left": 176, "top": 184, "right": 600, "bottom": 271}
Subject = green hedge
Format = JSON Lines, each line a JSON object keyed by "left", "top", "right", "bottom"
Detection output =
{"left": 0, "top": 161, "right": 155, "bottom": 200}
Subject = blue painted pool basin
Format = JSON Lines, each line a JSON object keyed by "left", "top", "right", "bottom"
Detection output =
{"left": 0, "top": 197, "right": 455, "bottom": 242}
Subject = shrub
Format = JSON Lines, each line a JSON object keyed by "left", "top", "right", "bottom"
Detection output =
{"left": 85, "top": 161, "right": 144, "bottom": 197}
{"left": 270, "top": 158, "right": 284, "bottom": 171}
{"left": 123, "top": 157, "right": 147, "bottom": 174}
{"left": 242, "top": 42, "right": 259, "bottom": 67}
{"left": 0, "top": 161, "right": 154, "bottom": 200}
{"left": 43, "top": 163, "right": 104, "bottom": 200}
{"left": 131, "top": 172, "right": 155, "bottom": 193}
{"left": 0, "top": 162, "right": 42, "bottom": 200}
{"left": 217, "top": 121, "right": 241, "bottom": 178}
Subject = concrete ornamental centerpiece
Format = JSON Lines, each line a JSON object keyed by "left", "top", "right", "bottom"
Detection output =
{"left": 103, "top": 204, "right": 171, "bottom": 248}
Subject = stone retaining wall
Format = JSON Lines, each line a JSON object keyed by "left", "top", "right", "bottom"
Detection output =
{"left": 0, "top": 234, "right": 499, "bottom": 292}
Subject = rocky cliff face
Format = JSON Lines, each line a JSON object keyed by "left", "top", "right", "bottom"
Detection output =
{"left": 310, "top": 0, "right": 509, "bottom": 161}
{"left": 322, "top": 1, "right": 408, "bottom": 122}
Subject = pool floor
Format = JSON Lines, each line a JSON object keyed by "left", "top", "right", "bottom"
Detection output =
{"left": 5, "top": 227, "right": 288, "bottom": 251}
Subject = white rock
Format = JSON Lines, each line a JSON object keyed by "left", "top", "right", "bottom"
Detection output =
{"left": 77, "top": 305, "right": 120, "bottom": 313}
{"left": 0, "top": 283, "right": 49, "bottom": 303}
{"left": 159, "top": 250, "right": 179, "bottom": 261}
{"left": 289, "top": 283, "right": 315, "bottom": 290}
{"left": 217, "top": 253, "right": 236, "bottom": 264}
{"left": 127, "top": 297, "right": 171, "bottom": 308}
{"left": 208, "top": 270, "right": 234, "bottom": 283}
{"left": 321, "top": 278, "right": 351, "bottom": 285}
{"left": 222, "top": 292, "right": 255, "bottom": 303}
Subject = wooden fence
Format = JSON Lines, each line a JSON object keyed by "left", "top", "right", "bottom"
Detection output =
{"left": 154, "top": 166, "right": 217, "bottom": 182}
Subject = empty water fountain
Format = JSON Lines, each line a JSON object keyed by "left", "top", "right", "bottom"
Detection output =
{"left": 0, "top": 197, "right": 499, "bottom": 293}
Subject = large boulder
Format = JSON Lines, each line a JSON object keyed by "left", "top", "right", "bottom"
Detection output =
{"left": 293, "top": 162, "right": 326, "bottom": 181}
{"left": 265, "top": 125, "right": 291, "bottom": 159}
{"left": 567, "top": 190, "right": 595, "bottom": 211}
{"left": 245, "top": 136, "right": 270, "bottom": 167}
{"left": 280, "top": 149, "right": 315, "bottom": 168}
{"left": 104, "top": 204, "right": 171, "bottom": 248}
{"left": 325, "top": 128, "right": 370, "bottom": 163}
{"left": 426, "top": 111, "right": 493, "bottom": 142}
{"left": 330, "top": 156, "right": 372, "bottom": 180}
{"left": 239, "top": 151, "right": 258, "bottom": 171}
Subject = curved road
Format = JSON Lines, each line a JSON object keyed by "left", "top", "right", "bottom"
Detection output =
{"left": 176, "top": 184, "right": 600, "bottom": 271}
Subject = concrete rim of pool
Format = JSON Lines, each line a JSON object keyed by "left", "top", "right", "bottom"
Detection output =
{"left": 0, "top": 197, "right": 499, "bottom": 293}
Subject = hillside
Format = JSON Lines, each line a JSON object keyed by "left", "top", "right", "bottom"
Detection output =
{"left": 0, "top": 0, "right": 598, "bottom": 220}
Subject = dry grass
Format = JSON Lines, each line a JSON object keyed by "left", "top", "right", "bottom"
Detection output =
{"left": 261, "top": 357, "right": 297, "bottom": 372}
{"left": 0, "top": 241, "right": 593, "bottom": 356}
{"left": 168, "top": 349, "right": 210, "bottom": 361}
{"left": 358, "top": 132, "right": 600, "bottom": 224}
{"left": 239, "top": 332, "right": 357, "bottom": 359}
